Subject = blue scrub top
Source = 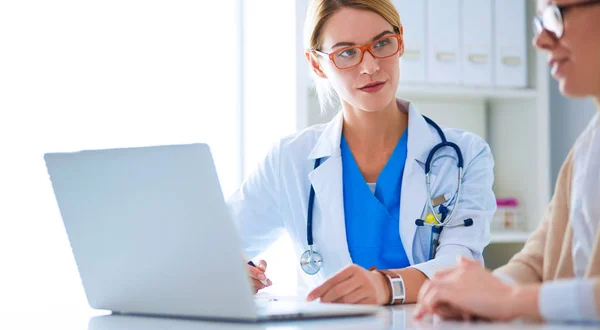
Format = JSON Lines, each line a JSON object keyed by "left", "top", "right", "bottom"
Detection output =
{"left": 341, "top": 130, "right": 411, "bottom": 270}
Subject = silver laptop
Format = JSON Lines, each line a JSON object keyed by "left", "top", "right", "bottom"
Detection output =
{"left": 44, "top": 143, "right": 380, "bottom": 322}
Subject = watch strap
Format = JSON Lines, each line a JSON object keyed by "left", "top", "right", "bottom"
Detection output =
{"left": 369, "top": 267, "right": 405, "bottom": 305}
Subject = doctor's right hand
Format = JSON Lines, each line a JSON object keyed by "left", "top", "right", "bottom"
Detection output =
{"left": 247, "top": 259, "right": 272, "bottom": 294}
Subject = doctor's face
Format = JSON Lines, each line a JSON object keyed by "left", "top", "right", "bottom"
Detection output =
{"left": 534, "top": 0, "right": 600, "bottom": 97}
{"left": 316, "top": 8, "right": 402, "bottom": 112}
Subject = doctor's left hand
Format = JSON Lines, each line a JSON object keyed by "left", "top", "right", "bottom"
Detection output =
{"left": 306, "top": 264, "right": 390, "bottom": 305}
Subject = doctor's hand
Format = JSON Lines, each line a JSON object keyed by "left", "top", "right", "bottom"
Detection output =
{"left": 413, "top": 256, "right": 541, "bottom": 322}
{"left": 246, "top": 259, "right": 272, "bottom": 294}
{"left": 306, "top": 264, "right": 390, "bottom": 305}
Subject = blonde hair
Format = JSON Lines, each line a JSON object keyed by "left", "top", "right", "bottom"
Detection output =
{"left": 304, "top": 0, "right": 401, "bottom": 113}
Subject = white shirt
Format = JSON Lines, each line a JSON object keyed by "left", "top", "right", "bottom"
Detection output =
{"left": 367, "top": 183, "right": 376, "bottom": 194}
{"left": 570, "top": 113, "right": 600, "bottom": 277}
{"left": 539, "top": 113, "right": 600, "bottom": 322}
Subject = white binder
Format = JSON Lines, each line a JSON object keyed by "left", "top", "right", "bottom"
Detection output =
{"left": 394, "top": 0, "right": 427, "bottom": 83}
{"left": 461, "top": 0, "right": 493, "bottom": 86}
{"left": 494, "top": 0, "right": 528, "bottom": 87}
{"left": 427, "top": 0, "right": 461, "bottom": 84}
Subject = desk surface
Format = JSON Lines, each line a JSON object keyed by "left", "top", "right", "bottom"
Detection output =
{"left": 4, "top": 304, "right": 599, "bottom": 330}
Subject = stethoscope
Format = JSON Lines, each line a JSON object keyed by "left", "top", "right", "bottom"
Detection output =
{"left": 299, "top": 157, "right": 323, "bottom": 275}
{"left": 415, "top": 116, "right": 473, "bottom": 260}
{"left": 300, "top": 115, "right": 473, "bottom": 275}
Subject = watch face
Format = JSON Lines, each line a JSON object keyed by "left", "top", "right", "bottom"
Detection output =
{"left": 392, "top": 280, "right": 405, "bottom": 296}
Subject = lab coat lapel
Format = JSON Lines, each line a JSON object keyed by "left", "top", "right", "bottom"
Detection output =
{"left": 399, "top": 102, "right": 438, "bottom": 265}
{"left": 307, "top": 112, "right": 353, "bottom": 274}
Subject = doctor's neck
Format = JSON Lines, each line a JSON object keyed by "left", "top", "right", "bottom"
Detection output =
{"left": 341, "top": 98, "right": 408, "bottom": 150}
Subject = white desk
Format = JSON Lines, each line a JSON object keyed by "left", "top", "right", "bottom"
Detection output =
{"left": 4, "top": 305, "right": 599, "bottom": 330}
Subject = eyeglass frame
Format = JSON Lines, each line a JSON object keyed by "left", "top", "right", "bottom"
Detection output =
{"left": 533, "top": 0, "right": 600, "bottom": 39}
{"left": 312, "top": 32, "right": 404, "bottom": 70}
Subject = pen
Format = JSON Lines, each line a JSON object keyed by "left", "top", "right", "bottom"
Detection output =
{"left": 247, "top": 261, "right": 269, "bottom": 286}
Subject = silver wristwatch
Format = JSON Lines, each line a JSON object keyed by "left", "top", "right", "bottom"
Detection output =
{"left": 379, "top": 270, "right": 406, "bottom": 304}
{"left": 388, "top": 275, "right": 406, "bottom": 304}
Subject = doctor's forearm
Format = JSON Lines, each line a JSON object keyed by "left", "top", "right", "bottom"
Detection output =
{"left": 392, "top": 268, "right": 427, "bottom": 304}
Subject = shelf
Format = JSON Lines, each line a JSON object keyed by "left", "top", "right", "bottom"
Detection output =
{"left": 397, "top": 84, "right": 538, "bottom": 101}
{"left": 490, "top": 231, "right": 531, "bottom": 244}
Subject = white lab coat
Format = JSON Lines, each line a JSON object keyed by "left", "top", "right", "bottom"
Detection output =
{"left": 227, "top": 101, "right": 496, "bottom": 289}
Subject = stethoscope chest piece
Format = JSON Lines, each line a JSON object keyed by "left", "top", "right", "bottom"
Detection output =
{"left": 300, "top": 247, "right": 323, "bottom": 275}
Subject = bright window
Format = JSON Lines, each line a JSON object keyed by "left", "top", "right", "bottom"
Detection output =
{"left": 0, "top": 0, "right": 239, "bottom": 312}
{"left": 242, "top": 0, "right": 298, "bottom": 296}
{"left": 0, "top": 0, "right": 301, "bottom": 312}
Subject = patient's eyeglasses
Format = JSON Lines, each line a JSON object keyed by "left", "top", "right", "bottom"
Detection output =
{"left": 533, "top": 0, "right": 600, "bottom": 39}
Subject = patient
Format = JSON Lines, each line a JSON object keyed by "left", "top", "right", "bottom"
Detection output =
{"left": 414, "top": 0, "right": 600, "bottom": 323}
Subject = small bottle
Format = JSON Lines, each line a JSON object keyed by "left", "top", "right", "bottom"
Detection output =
{"left": 495, "top": 197, "right": 521, "bottom": 231}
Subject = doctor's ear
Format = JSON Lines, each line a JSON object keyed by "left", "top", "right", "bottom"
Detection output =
{"left": 305, "top": 51, "right": 327, "bottom": 79}
{"left": 398, "top": 39, "right": 405, "bottom": 57}
{"left": 397, "top": 25, "right": 405, "bottom": 57}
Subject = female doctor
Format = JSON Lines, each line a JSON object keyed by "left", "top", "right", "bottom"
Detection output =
{"left": 227, "top": 0, "right": 496, "bottom": 305}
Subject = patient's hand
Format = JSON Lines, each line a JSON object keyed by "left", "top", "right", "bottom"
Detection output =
{"left": 414, "top": 257, "right": 520, "bottom": 322}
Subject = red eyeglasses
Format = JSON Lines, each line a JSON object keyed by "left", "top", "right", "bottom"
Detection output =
{"left": 314, "top": 33, "right": 403, "bottom": 70}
